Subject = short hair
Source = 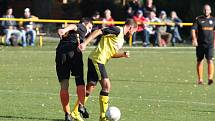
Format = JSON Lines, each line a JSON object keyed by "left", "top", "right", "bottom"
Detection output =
{"left": 203, "top": 4, "right": 211, "bottom": 9}
{"left": 79, "top": 17, "right": 93, "bottom": 25}
{"left": 125, "top": 19, "right": 138, "bottom": 28}
{"left": 104, "top": 9, "right": 111, "bottom": 14}
{"left": 7, "top": 7, "right": 12, "bottom": 10}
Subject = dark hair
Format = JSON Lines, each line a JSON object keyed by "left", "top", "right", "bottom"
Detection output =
{"left": 7, "top": 7, "right": 12, "bottom": 10}
{"left": 125, "top": 19, "right": 138, "bottom": 28}
{"left": 94, "top": 11, "right": 100, "bottom": 16}
{"left": 80, "top": 17, "right": 93, "bottom": 25}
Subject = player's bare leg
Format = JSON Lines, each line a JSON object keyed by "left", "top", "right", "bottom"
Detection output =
{"left": 74, "top": 76, "right": 89, "bottom": 119}
{"left": 60, "top": 79, "right": 73, "bottom": 121}
{"left": 207, "top": 59, "right": 214, "bottom": 85}
{"left": 72, "top": 82, "right": 96, "bottom": 121}
{"left": 197, "top": 60, "right": 204, "bottom": 84}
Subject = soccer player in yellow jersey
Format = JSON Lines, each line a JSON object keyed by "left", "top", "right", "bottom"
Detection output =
{"left": 71, "top": 19, "right": 137, "bottom": 121}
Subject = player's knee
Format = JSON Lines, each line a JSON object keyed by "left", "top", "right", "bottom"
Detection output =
{"left": 60, "top": 79, "right": 69, "bottom": 90}
{"left": 197, "top": 58, "right": 204, "bottom": 62}
{"left": 86, "top": 82, "right": 96, "bottom": 96}
{"left": 101, "top": 78, "right": 111, "bottom": 92}
{"left": 207, "top": 59, "right": 213, "bottom": 64}
{"left": 75, "top": 76, "right": 85, "bottom": 86}
{"left": 87, "top": 81, "right": 97, "bottom": 86}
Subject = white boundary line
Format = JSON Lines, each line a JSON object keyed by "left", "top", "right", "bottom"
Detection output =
{"left": 0, "top": 89, "right": 215, "bottom": 106}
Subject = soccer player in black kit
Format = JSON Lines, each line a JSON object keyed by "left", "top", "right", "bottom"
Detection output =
{"left": 56, "top": 18, "right": 93, "bottom": 121}
{"left": 192, "top": 4, "right": 215, "bottom": 85}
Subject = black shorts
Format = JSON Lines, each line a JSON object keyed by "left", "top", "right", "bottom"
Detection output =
{"left": 87, "top": 58, "right": 108, "bottom": 85}
{"left": 196, "top": 46, "right": 214, "bottom": 61}
{"left": 55, "top": 49, "right": 83, "bottom": 81}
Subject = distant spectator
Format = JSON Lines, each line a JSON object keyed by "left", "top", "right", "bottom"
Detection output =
{"left": 132, "top": 10, "right": 149, "bottom": 47}
{"left": 143, "top": 0, "right": 156, "bottom": 17}
{"left": 102, "top": 9, "right": 114, "bottom": 27}
{"left": 168, "top": 11, "right": 183, "bottom": 45}
{"left": 91, "top": 11, "right": 102, "bottom": 45}
{"left": 92, "top": 11, "right": 101, "bottom": 21}
{"left": 125, "top": 7, "right": 135, "bottom": 19}
{"left": 157, "top": 11, "right": 172, "bottom": 46}
{"left": 91, "top": 11, "right": 102, "bottom": 31}
{"left": 21, "top": 8, "right": 38, "bottom": 47}
{"left": 126, "top": 0, "right": 142, "bottom": 15}
{"left": 145, "top": 11, "right": 160, "bottom": 46}
{"left": 1, "top": 7, "right": 22, "bottom": 46}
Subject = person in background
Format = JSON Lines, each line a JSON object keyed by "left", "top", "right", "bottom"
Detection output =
{"left": 168, "top": 11, "right": 183, "bottom": 45}
{"left": 145, "top": 11, "right": 160, "bottom": 46}
{"left": 1, "top": 7, "right": 22, "bottom": 46}
{"left": 91, "top": 11, "right": 102, "bottom": 31}
{"left": 91, "top": 11, "right": 102, "bottom": 45}
{"left": 125, "top": 7, "right": 135, "bottom": 19}
{"left": 191, "top": 4, "right": 215, "bottom": 85}
{"left": 126, "top": 0, "right": 142, "bottom": 15}
{"left": 102, "top": 9, "right": 114, "bottom": 28}
{"left": 21, "top": 8, "right": 37, "bottom": 47}
{"left": 132, "top": 10, "right": 149, "bottom": 47}
{"left": 157, "top": 10, "right": 172, "bottom": 46}
{"left": 143, "top": 0, "right": 156, "bottom": 17}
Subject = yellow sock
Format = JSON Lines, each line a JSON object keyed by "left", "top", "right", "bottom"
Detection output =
{"left": 99, "top": 95, "right": 109, "bottom": 118}
{"left": 73, "top": 96, "right": 89, "bottom": 114}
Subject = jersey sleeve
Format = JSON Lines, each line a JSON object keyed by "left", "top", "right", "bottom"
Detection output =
{"left": 101, "top": 26, "right": 120, "bottom": 36}
{"left": 191, "top": 18, "right": 198, "bottom": 30}
{"left": 76, "top": 24, "right": 87, "bottom": 35}
{"left": 213, "top": 18, "right": 215, "bottom": 30}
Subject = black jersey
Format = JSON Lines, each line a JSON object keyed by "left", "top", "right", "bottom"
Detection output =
{"left": 57, "top": 23, "right": 87, "bottom": 51}
{"left": 192, "top": 15, "right": 215, "bottom": 47}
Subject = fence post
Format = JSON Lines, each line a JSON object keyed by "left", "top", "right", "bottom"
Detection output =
{"left": 39, "top": 35, "right": 43, "bottom": 47}
{"left": 129, "top": 35, "right": 132, "bottom": 47}
{"left": 64, "top": 22, "right": 68, "bottom": 27}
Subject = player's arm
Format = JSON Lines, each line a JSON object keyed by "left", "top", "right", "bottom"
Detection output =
{"left": 80, "top": 26, "right": 120, "bottom": 51}
{"left": 58, "top": 24, "right": 78, "bottom": 38}
{"left": 79, "top": 29, "right": 103, "bottom": 51}
{"left": 112, "top": 51, "right": 129, "bottom": 58}
{"left": 191, "top": 29, "right": 198, "bottom": 46}
{"left": 191, "top": 18, "right": 198, "bottom": 47}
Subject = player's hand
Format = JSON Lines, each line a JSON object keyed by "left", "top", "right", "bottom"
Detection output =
{"left": 58, "top": 29, "right": 65, "bottom": 39}
{"left": 78, "top": 43, "right": 87, "bottom": 52}
{"left": 124, "top": 51, "right": 130, "bottom": 58}
{"left": 192, "top": 40, "right": 198, "bottom": 47}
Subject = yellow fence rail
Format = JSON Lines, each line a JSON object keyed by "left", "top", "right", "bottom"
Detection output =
{"left": 0, "top": 18, "right": 193, "bottom": 26}
{"left": 0, "top": 18, "right": 193, "bottom": 47}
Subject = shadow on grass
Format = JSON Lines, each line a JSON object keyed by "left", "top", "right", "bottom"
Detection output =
{"left": 0, "top": 115, "right": 63, "bottom": 121}
{"left": 192, "top": 109, "right": 215, "bottom": 113}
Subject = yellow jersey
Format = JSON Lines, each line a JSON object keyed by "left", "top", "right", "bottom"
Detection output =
{"left": 89, "top": 26, "right": 124, "bottom": 64}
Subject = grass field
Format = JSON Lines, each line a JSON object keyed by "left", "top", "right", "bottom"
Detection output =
{"left": 0, "top": 42, "right": 215, "bottom": 121}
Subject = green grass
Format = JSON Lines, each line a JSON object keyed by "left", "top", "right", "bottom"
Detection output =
{"left": 0, "top": 42, "right": 215, "bottom": 121}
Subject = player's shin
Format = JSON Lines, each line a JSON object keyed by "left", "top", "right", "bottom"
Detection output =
{"left": 73, "top": 97, "right": 89, "bottom": 114}
{"left": 60, "top": 89, "right": 70, "bottom": 113}
{"left": 77, "top": 85, "right": 86, "bottom": 106}
{"left": 208, "top": 60, "right": 214, "bottom": 79}
{"left": 197, "top": 61, "right": 204, "bottom": 81}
